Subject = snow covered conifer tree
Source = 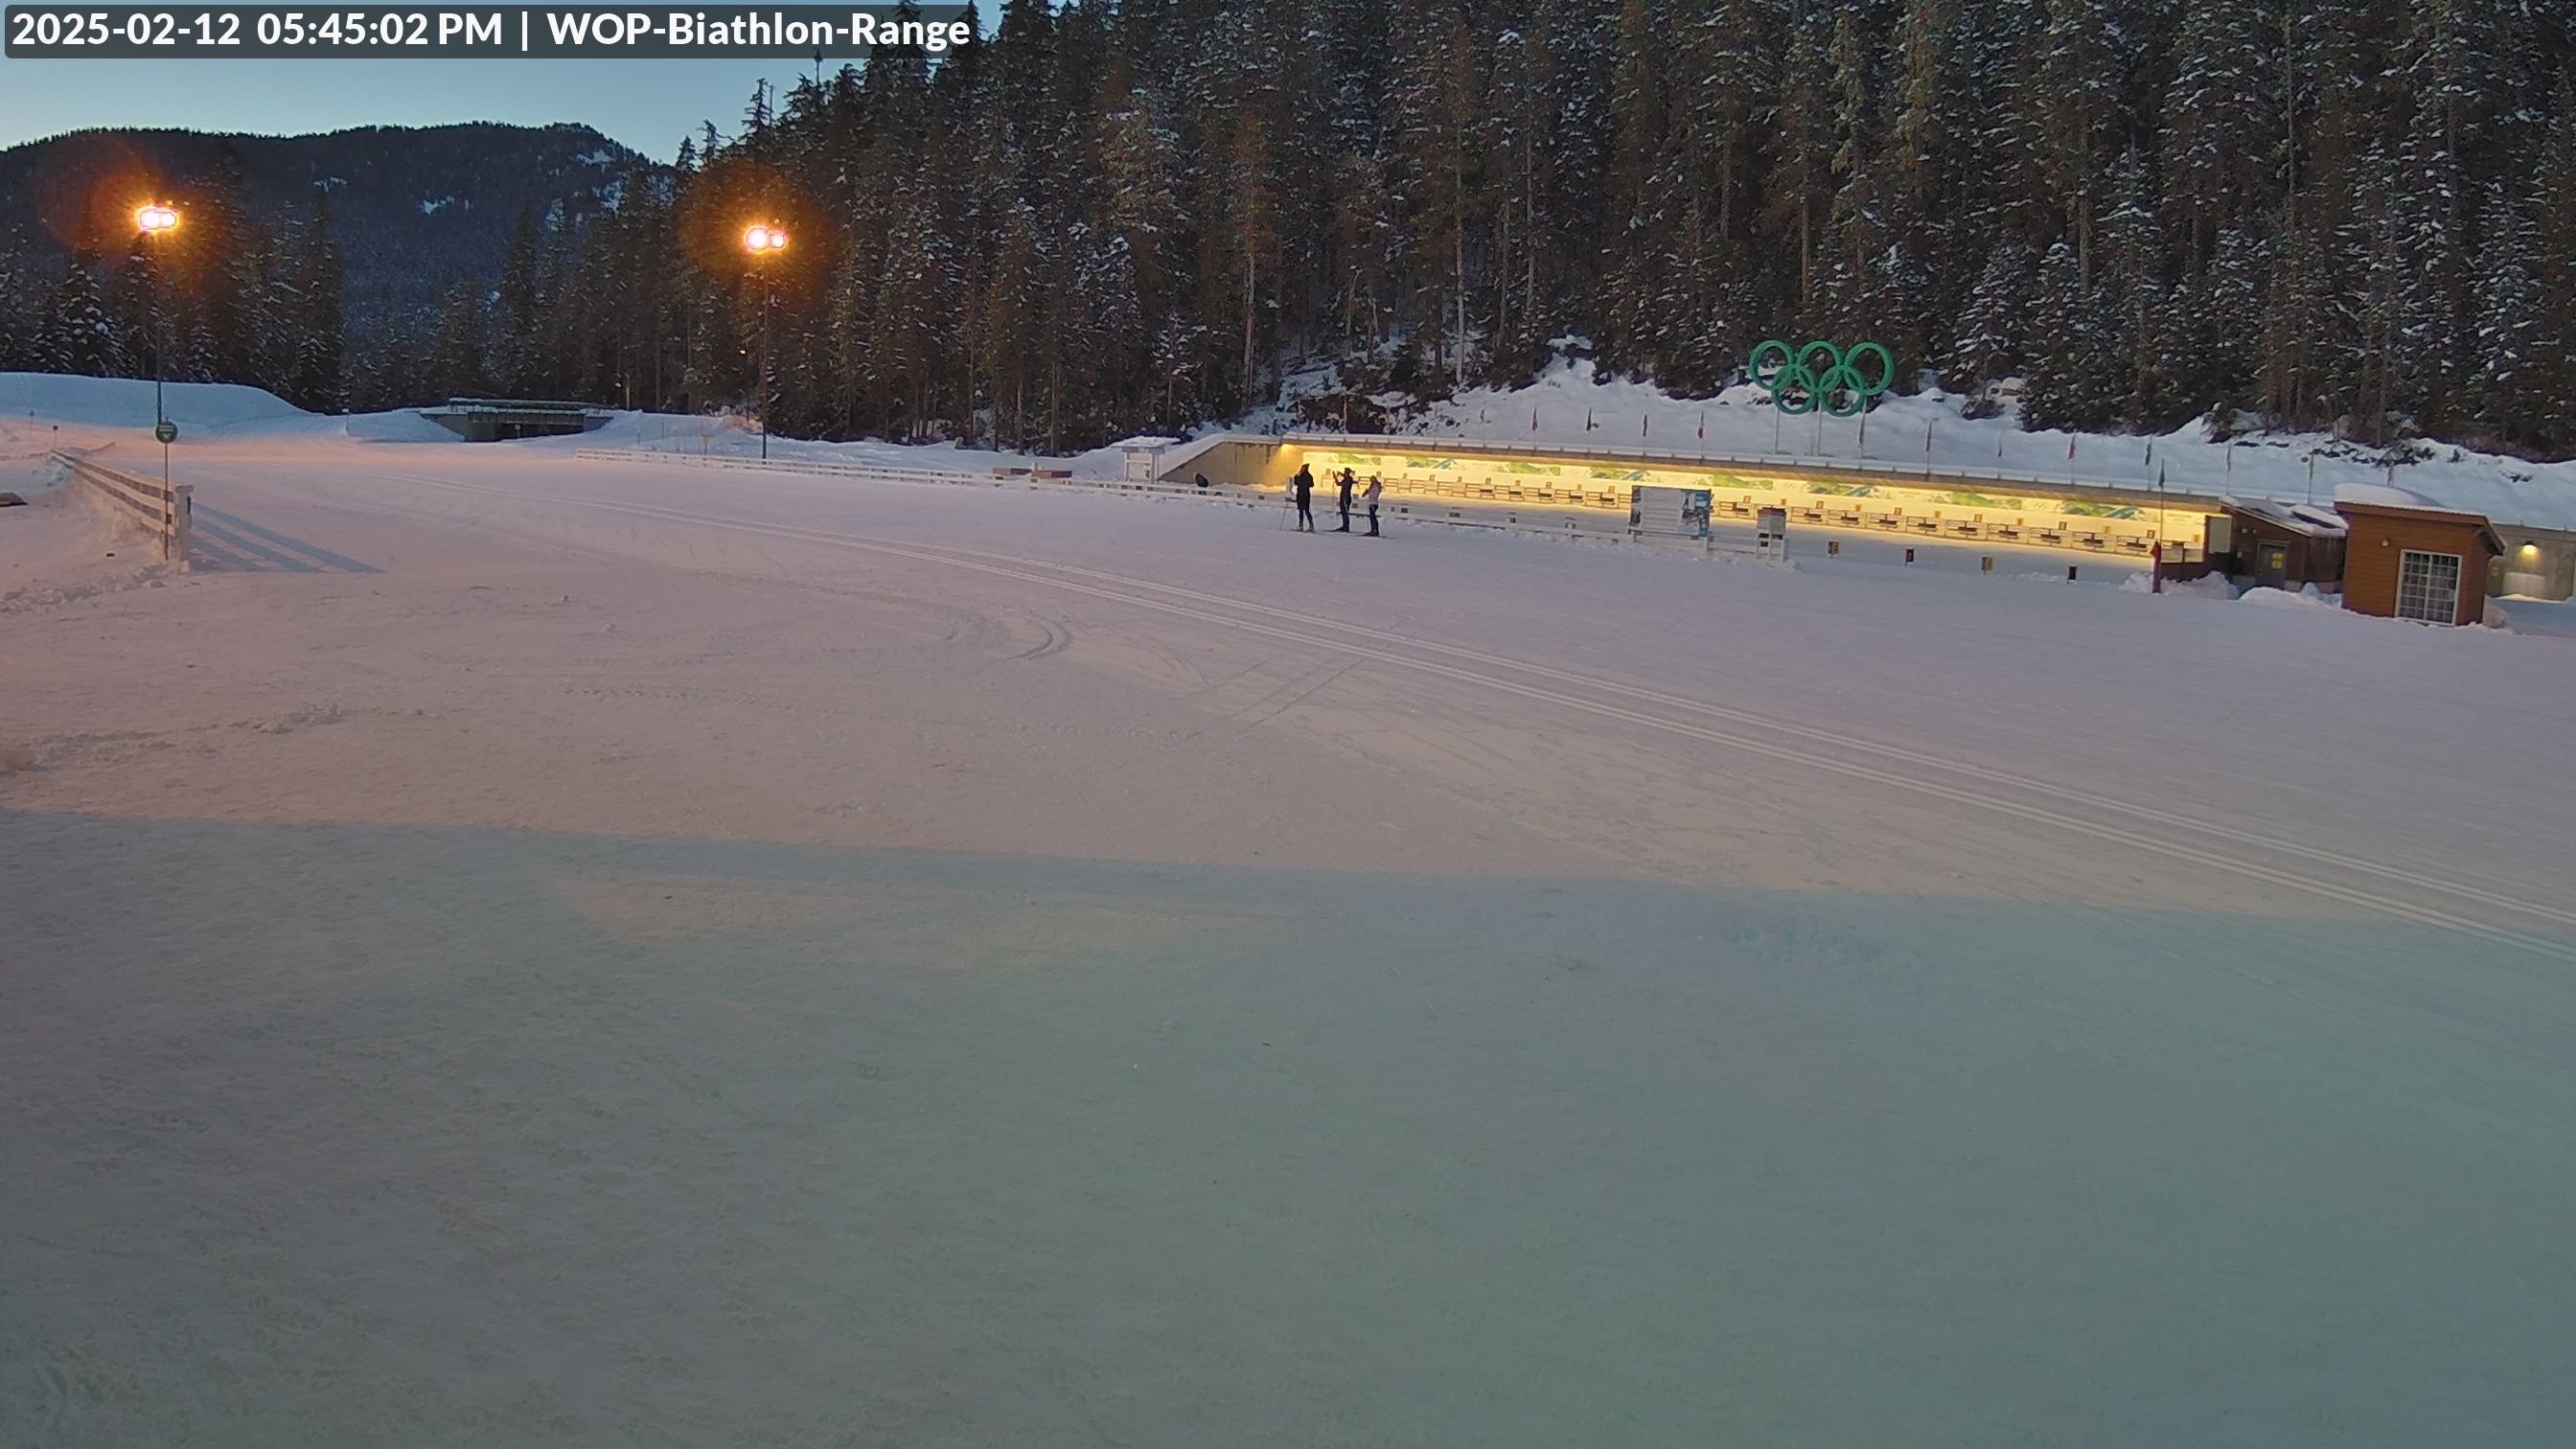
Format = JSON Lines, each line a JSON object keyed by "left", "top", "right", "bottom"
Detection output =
{"left": 492, "top": 209, "right": 544, "bottom": 398}
{"left": 2162, "top": 0, "right": 2273, "bottom": 276}
{"left": 2018, "top": 237, "right": 2117, "bottom": 432}
{"left": 292, "top": 195, "right": 346, "bottom": 413}
{"left": 427, "top": 278, "right": 489, "bottom": 399}
{"left": 2101, "top": 149, "right": 2170, "bottom": 427}
{"left": 2472, "top": 191, "right": 2544, "bottom": 447}
{"left": 0, "top": 225, "right": 34, "bottom": 372}
{"left": 1945, "top": 239, "right": 2033, "bottom": 412}
{"left": 46, "top": 222, "right": 112, "bottom": 377}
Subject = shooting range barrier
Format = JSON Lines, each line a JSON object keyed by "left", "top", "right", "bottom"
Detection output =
{"left": 1248, "top": 433, "right": 2217, "bottom": 565}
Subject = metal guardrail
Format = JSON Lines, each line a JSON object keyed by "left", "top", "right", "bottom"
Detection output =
{"left": 54, "top": 450, "right": 190, "bottom": 567}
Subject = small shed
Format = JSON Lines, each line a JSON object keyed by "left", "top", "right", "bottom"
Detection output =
{"left": 1118, "top": 436, "right": 1180, "bottom": 481}
{"left": 2334, "top": 486, "right": 2503, "bottom": 627}
{"left": 2213, "top": 496, "right": 2347, "bottom": 592}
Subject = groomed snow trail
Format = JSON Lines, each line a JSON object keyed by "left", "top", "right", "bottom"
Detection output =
{"left": 337, "top": 464, "right": 2576, "bottom": 954}
{"left": 6, "top": 424, "right": 2573, "bottom": 1448}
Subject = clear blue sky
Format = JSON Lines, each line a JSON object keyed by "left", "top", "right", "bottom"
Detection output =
{"left": 0, "top": 54, "right": 827, "bottom": 159}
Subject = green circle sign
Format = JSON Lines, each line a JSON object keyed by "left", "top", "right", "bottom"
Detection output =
{"left": 154, "top": 421, "right": 177, "bottom": 444}
{"left": 1751, "top": 338, "right": 1892, "bottom": 418}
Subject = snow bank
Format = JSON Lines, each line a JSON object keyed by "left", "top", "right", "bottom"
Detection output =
{"left": 0, "top": 372, "right": 308, "bottom": 431}
{"left": 561, "top": 408, "right": 1122, "bottom": 476}
{"left": 0, "top": 458, "right": 164, "bottom": 610}
{"left": 2489, "top": 595, "right": 2576, "bottom": 638}
{"left": 342, "top": 408, "right": 464, "bottom": 444}
{"left": 2238, "top": 585, "right": 2337, "bottom": 610}
{"left": 2119, "top": 570, "right": 2235, "bottom": 599}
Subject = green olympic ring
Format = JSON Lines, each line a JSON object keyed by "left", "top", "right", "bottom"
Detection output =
{"left": 1751, "top": 338, "right": 1893, "bottom": 419}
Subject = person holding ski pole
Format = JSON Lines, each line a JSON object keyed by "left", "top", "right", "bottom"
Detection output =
{"left": 1363, "top": 472, "right": 1383, "bottom": 536}
{"left": 1290, "top": 465, "right": 1317, "bottom": 532}
{"left": 1334, "top": 469, "right": 1356, "bottom": 532}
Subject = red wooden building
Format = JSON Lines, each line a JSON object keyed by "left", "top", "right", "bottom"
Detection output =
{"left": 2334, "top": 490, "right": 2502, "bottom": 627}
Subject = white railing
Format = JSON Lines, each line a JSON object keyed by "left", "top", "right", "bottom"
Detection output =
{"left": 55, "top": 450, "right": 190, "bottom": 567}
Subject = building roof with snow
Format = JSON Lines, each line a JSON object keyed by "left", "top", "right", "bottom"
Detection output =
{"left": 2221, "top": 495, "right": 2348, "bottom": 538}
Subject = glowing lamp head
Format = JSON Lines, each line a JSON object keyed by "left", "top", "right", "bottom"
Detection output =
{"left": 743, "top": 223, "right": 787, "bottom": 255}
{"left": 135, "top": 203, "right": 181, "bottom": 236}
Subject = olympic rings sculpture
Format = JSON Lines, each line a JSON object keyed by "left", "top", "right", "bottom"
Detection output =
{"left": 1750, "top": 338, "right": 1893, "bottom": 418}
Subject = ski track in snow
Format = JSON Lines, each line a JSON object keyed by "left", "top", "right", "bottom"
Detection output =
{"left": 6, "top": 403, "right": 2575, "bottom": 1448}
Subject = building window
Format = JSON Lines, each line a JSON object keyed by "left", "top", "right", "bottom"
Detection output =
{"left": 2396, "top": 549, "right": 2462, "bottom": 623}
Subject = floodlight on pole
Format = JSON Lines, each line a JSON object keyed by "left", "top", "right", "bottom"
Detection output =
{"left": 742, "top": 222, "right": 787, "bottom": 459}
{"left": 135, "top": 202, "right": 182, "bottom": 484}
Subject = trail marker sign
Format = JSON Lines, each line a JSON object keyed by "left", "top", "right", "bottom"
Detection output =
{"left": 155, "top": 421, "right": 178, "bottom": 444}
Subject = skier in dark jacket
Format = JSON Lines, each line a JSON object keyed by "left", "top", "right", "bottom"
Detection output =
{"left": 1334, "top": 470, "right": 1356, "bottom": 532}
{"left": 1290, "top": 466, "right": 1317, "bottom": 531}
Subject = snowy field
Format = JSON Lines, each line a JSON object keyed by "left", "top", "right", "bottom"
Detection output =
{"left": 6, "top": 380, "right": 2576, "bottom": 1447}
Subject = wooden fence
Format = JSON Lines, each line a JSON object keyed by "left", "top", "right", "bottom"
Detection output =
{"left": 55, "top": 451, "right": 191, "bottom": 567}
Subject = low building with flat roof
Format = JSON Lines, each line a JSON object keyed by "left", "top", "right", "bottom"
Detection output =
{"left": 2335, "top": 486, "right": 2503, "bottom": 627}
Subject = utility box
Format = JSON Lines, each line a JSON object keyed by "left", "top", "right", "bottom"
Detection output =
{"left": 1120, "top": 440, "right": 1171, "bottom": 481}
{"left": 1757, "top": 505, "right": 1787, "bottom": 552}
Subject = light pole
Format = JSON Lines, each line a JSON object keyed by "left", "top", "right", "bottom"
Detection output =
{"left": 742, "top": 222, "right": 788, "bottom": 461}
{"left": 134, "top": 202, "right": 181, "bottom": 485}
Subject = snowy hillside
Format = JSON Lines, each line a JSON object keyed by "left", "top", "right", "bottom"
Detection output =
{"left": 0, "top": 123, "right": 651, "bottom": 318}
{"left": 0, "top": 372, "right": 308, "bottom": 431}
{"left": 1266, "top": 358, "right": 2576, "bottom": 533}
{"left": 0, "top": 372, "right": 1149, "bottom": 475}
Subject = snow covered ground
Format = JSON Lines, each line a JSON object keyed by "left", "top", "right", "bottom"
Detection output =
{"left": 0, "top": 409, "right": 180, "bottom": 612}
{"left": 6, "top": 376, "right": 2575, "bottom": 1447}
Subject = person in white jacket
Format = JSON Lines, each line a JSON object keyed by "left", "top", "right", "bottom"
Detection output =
{"left": 1363, "top": 473, "right": 1384, "bottom": 537}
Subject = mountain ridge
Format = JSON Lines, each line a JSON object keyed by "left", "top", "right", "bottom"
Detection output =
{"left": 0, "top": 122, "right": 659, "bottom": 318}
